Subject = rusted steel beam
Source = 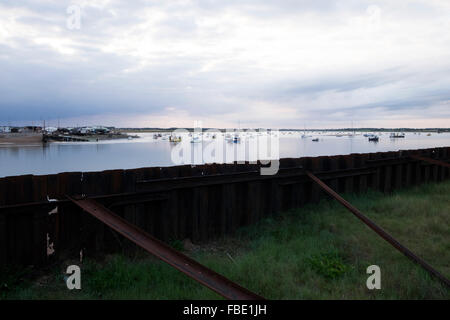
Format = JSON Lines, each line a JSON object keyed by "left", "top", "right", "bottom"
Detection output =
{"left": 106, "top": 194, "right": 169, "bottom": 209}
{"left": 305, "top": 171, "right": 450, "bottom": 288}
{"left": 135, "top": 166, "right": 304, "bottom": 189}
{"left": 0, "top": 166, "right": 410, "bottom": 214}
{"left": 1, "top": 168, "right": 307, "bottom": 213}
{"left": 136, "top": 167, "right": 381, "bottom": 191}
{"left": 278, "top": 168, "right": 377, "bottom": 186}
{"left": 0, "top": 192, "right": 168, "bottom": 214}
{"left": 0, "top": 201, "right": 58, "bottom": 214}
{"left": 364, "top": 156, "right": 413, "bottom": 165}
{"left": 66, "top": 196, "right": 264, "bottom": 300}
{"left": 410, "top": 155, "right": 450, "bottom": 168}
{"left": 136, "top": 165, "right": 304, "bottom": 184}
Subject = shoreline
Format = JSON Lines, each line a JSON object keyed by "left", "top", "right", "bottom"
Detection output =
{"left": 0, "top": 132, "right": 139, "bottom": 146}
{"left": 43, "top": 131, "right": 138, "bottom": 143}
{"left": 0, "top": 133, "right": 43, "bottom": 146}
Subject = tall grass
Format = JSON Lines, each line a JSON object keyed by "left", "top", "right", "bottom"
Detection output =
{"left": 2, "top": 180, "right": 449, "bottom": 299}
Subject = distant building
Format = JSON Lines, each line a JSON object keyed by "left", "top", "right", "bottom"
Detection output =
{"left": 79, "top": 127, "right": 92, "bottom": 134}
{"left": 92, "top": 126, "right": 111, "bottom": 134}
{"left": 24, "top": 126, "right": 43, "bottom": 132}
{"left": 58, "top": 128, "right": 71, "bottom": 134}
{"left": 45, "top": 127, "right": 58, "bottom": 133}
{"left": 0, "top": 126, "right": 11, "bottom": 133}
{"left": 75, "top": 126, "right": 111, "bottom": 135}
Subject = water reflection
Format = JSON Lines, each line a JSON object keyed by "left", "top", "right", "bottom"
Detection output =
{"left": 1, "top": 132, "right": 449, "bottom": 177}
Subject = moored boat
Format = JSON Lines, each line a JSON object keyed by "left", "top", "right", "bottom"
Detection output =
{"left": 390, "top": 133, "right": 405, "bottom": 138}
{"left": 169, "top": 135, "right": 182, "bottom": 143}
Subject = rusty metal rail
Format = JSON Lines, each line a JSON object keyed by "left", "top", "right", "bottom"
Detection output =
{"left": 305, "top": 171, "right": 450, "bottom": 288}
{"left": 66, "top": 196, "right": 264, "bottom": 300}
{"left": 410, "top": 155, "right": 450, "bottom": 168}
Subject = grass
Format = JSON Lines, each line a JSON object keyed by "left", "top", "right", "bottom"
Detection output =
{"left": 1, "top": 180, "right": 449, "bottom": 300}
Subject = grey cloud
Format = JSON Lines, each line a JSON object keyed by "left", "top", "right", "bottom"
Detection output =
{"left": 0, "top": 1, "right": 449, "bottom": 127}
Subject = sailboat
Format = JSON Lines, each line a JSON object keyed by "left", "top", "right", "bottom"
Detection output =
{"left": 390, "top": 132, "right": 405, "bottom": 138}
{"left": 169, "top": 135, "right": 182, "bottom": 143}
{"left": 191, "top": 127, "right": 202, "bottom": 143}
{"left": 230, "top": 121, "right": 242, "bottom": 143}
{"left": 301, "top": 125, "right": 311, "bottom": 138}
{"left": 348, "top": 121, "right": 355, "bottom": 137}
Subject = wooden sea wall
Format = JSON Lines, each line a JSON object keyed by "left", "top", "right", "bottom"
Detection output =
{"left": 0, "top": 147, "right": 449, "bottom": 268}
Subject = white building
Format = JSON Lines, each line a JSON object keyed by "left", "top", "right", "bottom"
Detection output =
{"left": 45, "top": 127, "right": 58, "bottom": 133}
{"left": 80, "top": 127, "right": 94, "bottom": 134}
{"left": 0, "top": 126, "right": 11, "bottom": 133}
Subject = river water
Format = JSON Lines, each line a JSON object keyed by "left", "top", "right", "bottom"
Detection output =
{"left": 1, "top": 131, "right": 449, "bottom": 177}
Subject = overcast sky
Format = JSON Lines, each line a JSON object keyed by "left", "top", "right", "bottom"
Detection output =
{"left": 1, "top": 0, "right": 450, "bottom": 128}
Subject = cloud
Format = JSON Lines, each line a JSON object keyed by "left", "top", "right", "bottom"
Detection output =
{"left": 1, "top": 0, "right": 450, "bottom": 128}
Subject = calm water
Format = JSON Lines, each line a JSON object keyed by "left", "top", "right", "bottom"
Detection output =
{"left": 1, "top": 132, "right": 449, "bottom": 177}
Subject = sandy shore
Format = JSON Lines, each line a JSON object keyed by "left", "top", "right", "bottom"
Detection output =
{"left": 0, "top": 132, "right": 137, "bottom": 146}
{"left": 0, "top": 133, "right": 43, "bottom": 146}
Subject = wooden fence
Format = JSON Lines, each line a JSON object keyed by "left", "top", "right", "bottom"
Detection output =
{"left": 0, "top": 147, "right": 449, "bottom": 268}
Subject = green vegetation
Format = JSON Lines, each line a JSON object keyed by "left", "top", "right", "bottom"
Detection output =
{"left": 2, "top": 180, "right": 449, "bottom": 300}
{"left": 306, "top": 251, "right": 351, "bottom": 280}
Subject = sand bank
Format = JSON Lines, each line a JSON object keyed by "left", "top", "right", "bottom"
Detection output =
{"left": 0, "top": 133, "right": 43, "bottom": 146}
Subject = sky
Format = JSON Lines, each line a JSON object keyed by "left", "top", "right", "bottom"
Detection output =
{"left": 1, "top": 0, "right": 450, "bottom": 129}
